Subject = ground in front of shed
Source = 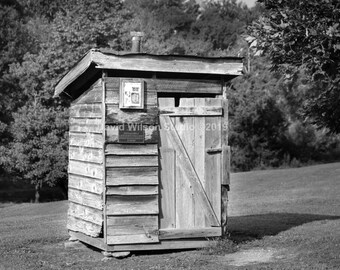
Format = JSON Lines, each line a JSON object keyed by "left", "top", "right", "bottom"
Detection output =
{"left": 0, "top": 162, "right": 339, "bottom": 270}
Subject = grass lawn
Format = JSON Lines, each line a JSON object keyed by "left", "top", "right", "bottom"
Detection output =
{"left": 0, "top": 162, "right": 339, "bottom": 269}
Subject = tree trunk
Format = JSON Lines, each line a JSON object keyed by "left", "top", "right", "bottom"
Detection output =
{"left": 35, "top": 182, "right": 41, "bottom": 203}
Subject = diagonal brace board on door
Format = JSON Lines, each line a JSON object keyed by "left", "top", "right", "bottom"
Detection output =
{"left": 159, "top": 115, "right": 220, "bottom": 227}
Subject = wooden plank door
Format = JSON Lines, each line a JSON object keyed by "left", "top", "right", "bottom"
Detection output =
{"left": 158, "top": 97, "right": 227, "bottom": 239}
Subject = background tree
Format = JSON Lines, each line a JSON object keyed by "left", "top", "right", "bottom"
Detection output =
{"left": 248, "top": 0, "right": 340, "bottom": 133}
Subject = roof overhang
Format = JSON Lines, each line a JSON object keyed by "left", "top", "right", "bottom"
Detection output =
{"left": 54, "top": 49, "right": 243, "bottom": 98}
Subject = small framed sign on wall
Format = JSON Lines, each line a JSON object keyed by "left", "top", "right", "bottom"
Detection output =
{"left": 119, "top": 79, "right": 144, "bottom": 109}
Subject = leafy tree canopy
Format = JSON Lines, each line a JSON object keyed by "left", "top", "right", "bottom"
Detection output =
{"left": 248, "top": 0, "right": 340, "bottom": 133}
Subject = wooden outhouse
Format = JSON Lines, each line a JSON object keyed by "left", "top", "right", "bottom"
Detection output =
{"left": 54, "top": 48, "right": 243, "bottom": 252}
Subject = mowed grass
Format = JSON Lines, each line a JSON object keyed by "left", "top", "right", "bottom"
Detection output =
{"left": 0, "top": 162, "right": 339, "bottom": 269}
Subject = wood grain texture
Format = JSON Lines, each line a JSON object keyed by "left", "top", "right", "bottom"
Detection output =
{"left": 105, "top": 144, "right": 158, "bottom": 155}
{"left": 159, "top": 149, "right": 176, "bottom": 229}
{"left": 160, "top": 115, "right": 220, "bottom": 227}
{"left": 193, "top": 99, "right": 206, "bottom": 227}
{"left": 69, "top": 132, "right": 103, "bottom": 148}
{"left": 70, "top": 104, "right": 102, "bottom": 118}
{"left": 158, "top": 97, "right": 176, "bottom": 229}
{"left": 106, "top": 155, "right": 158, "bottom": 167}
{"left": 107, "top": 234, "right": 158, "bottom": 245}
{"left": 106, "top": 167, "right": 158, "bottom": 185}
{"left": 204, "top": 98, "right": 222, "bottom": 226}
{"left": 106, "top": 238, "right": 214, "bottom": 251}
{"left": 70, "top": 118, "right": 102, "bottom": 133}
{"left": 146, "top": 78, "right": 223, "bottom": 94}
{"left": 106, "top": 125, "right": 158, "bottom": 143}
{"left": 71, "top": 79, "right": 102, "bottom": 104}
{"left": 221, "top": 99, "right": 230, "bottom": 186}
{"left": 68, "top": 160, "right": 104, "bottom": 179}
{"left": 106, "top": 195, "right": 158, "bottom": 215}
{"left": 159, "top": 227, "right": 221, "bottom": 240}
{"left": 175, "top": 99, "right": 195, "bottom": 229}
{"left": 67, "top": 215, "right": 102, "bottom": 237}
{"left": 92, "top": 51, "right": 243, "bottom": 76}
{"left": 107, "top": 215, "right": 159, "bottom": 244}
{"left": 106, "top": 185, "right": 158, "bottom": 195}
{"left": 159, "top": 106, "right": 222, "bottom": 116}
{"left": 68, "top": 174, "right": 103, "bottom": 194}
{"left": 68, "top": 188, "right": 103, "bottom": 210}
{"left": 69, "top": 231, "right": 214, "bottom": 251}
{"left": 69, "top": 146, "right": 103, "bottom": 164}
{"left": 106, "top": 105, "right": 158, "bottom": 125}
{"left": 68, "top": 202, "right": 103, "bottom": 226}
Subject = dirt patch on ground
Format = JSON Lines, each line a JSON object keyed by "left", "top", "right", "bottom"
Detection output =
{"left": 216, "top": 248, "right": 289, "bottom": 267}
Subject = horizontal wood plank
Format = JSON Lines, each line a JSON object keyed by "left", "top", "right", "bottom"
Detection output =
{"left": 106, "top": 125, "right": 158, "bottom": 143}
{"left": 106, "top": 167, "right": 158, "bottom": 185}
{"left": 70, "top": 104, "right": 102, "bottom": 118}
{"left": 68, "top": 202, "right": 103, "bottom": 226}
{"left": 106, "top": 105, "right": 158, "bottom": 125}
{"left": 107, "top": 238, "right": 215, "bottom": 251}
{"left": 72, "top": 79, "right": 102, "bottom": 104}
{"left": 68, "top": 174, "right": 103, "bottom": 194}
{"left": 69, "top": 146, "right": 103, "bottom": 164}
{"left": 105, "top": 144, "right": 158, "bottom": 155}
{"left": 67, "top": 215, "right": 102, "bottom": 237}
{"left": 106, "top": 195, "right": 158, "bottom": 215}
{"left": 69, "top": 160, "right": 103, "bottom": 179}
{"left": 159, "top": 106, "right": 222, "bottom": 116}
{"left": 70, "top": 118, "right": 102, "bottom": 133}
{"left": 68, "top": 188, "right": 103, "bottom": 210}
{"left": 148, "top": 78, "right": 223, "bottom": 94}
{"left": 92, "top": 51, "right": 243, "bottom": 76}
{"left": 107, "top": 234, "right": 158, "bottom": 245}
{"left": 107, "top": 215, "right": 158, "bottom": 236}
{"left": 106, "top": 185, "right": 158, "bottom": 196}
{"left": 159, "top": 227, "right": 221, "bottom": 240}
{"left": 69, "top": 132, "right": 103, "bottom": 148}
{"left": 106, "top": 155, "right": 158, "bottom": 167}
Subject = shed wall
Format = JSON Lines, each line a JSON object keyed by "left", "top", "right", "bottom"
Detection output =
{"left": 67, "top": 79, "right": 104, "bottom": 237}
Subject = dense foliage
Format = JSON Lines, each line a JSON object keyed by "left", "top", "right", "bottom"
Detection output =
{"left": 249, "top": 0, "right": 340, "bottom": 133}
{"left": 0, "top": 0, "right": 339, "bottom": 200}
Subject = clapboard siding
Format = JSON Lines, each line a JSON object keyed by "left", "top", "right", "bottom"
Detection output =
{"left": 69, "top": 118, "right": 102, "bottom": 133}
{"left": 70, "top": 104, "right": 102, "bottom": 118}
{"left": 68, "top": 202, "right": 103, "bottom": 226}
{"left": 106, "top": 185, "right": 158, "bottom": 196}
{"left": 68, "top": 188, "right": 103, "bottom": 210}
{"left": 106, "top": 215, "right": 158, "bottom": 245}
{"left": 106, "top": 155, "right": 158, "bottom": 167}
{"left": 69, "top": 132, "right": 103, "bottom": 148}
{"left": 67, "top": 215, "right": 102, "bottom": 237}
{"left": 106, "top": 105, "right": 158, "bottom": 125}
{"left": 106, "top": 195, "right": 158, "bottom": 215}
{"left": 72, "top": 79, "right": 102, "bottom": 104}
{"left": 69, "top": 146, "right": 103, "bottom": 164}
{"left": 106, "top": 125, "right": 158, "bottom": 143}
{"left": 106, "top": 167, "right": 158, "bottom": 185}
{"left": 104, "top": 77, "right": 222, "bottom": 95}
{"left": 68, "top": 174, "right": 103, "bottom": 194}
{"left": 69, "top": 160, "right": 104, "bottom": 179}
{"left": 105, "top": 144, "right": 158, "bottom": 155}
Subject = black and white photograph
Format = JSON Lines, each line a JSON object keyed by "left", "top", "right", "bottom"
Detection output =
{"left": 0, "top": 0, "right": 339, "bottom": 269}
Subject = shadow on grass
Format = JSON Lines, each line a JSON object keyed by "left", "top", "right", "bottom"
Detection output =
{"left": 228, "top": 213, "right": 340, "bottom": 243}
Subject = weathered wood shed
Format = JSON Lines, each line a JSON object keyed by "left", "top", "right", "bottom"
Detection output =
{"left": 54, "top": 48, "right": 243, "bottom": 253}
